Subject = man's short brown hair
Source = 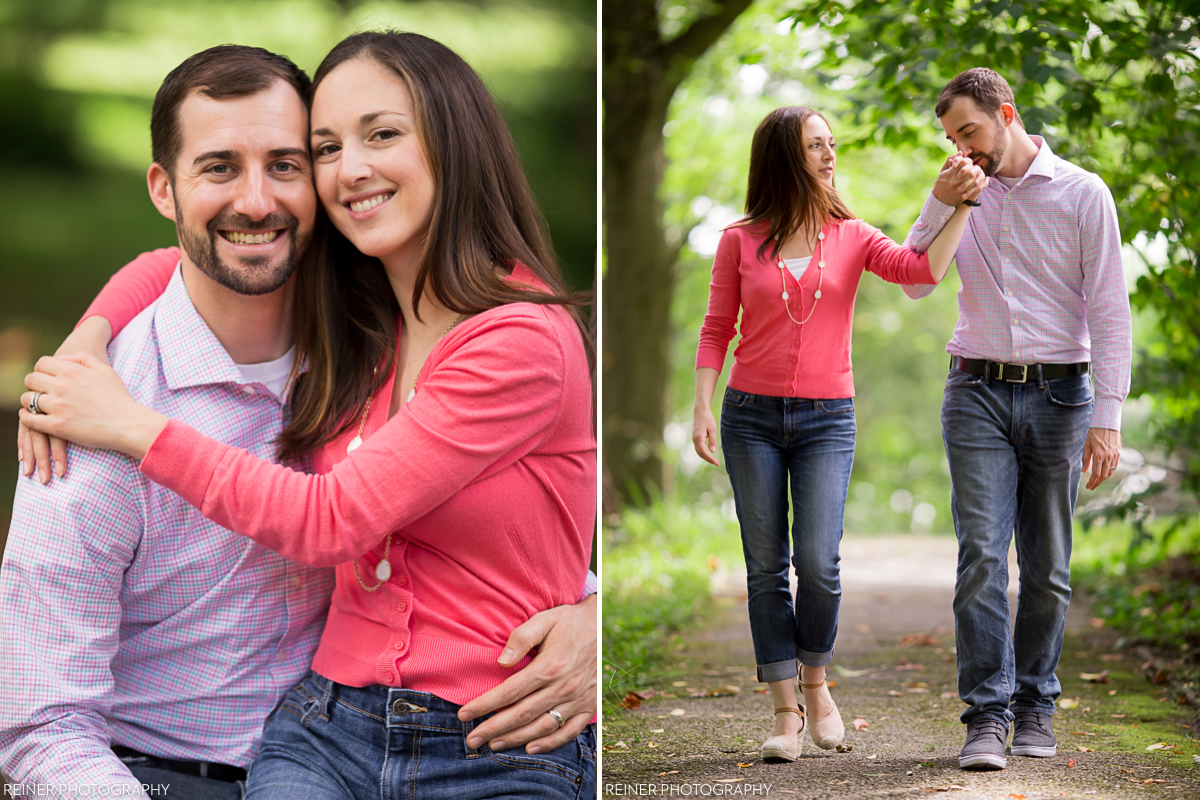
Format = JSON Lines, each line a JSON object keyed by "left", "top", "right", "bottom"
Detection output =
{"left": 150, "top": 44, "right": 311, "bottom": 178}
{"left": 935, "top": 68, "right": 1021, "bottom": 124}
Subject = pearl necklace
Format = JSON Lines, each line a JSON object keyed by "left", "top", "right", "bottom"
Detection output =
{"left": 349, "top": 312, "right": 465, "bottom": 592}
{"left": 778, "top": 230, "right": 826, "bottom": 326}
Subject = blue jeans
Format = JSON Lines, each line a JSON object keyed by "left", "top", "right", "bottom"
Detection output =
{"left": 720, "top": 388, "right": 856, "bottom": 682}
{"left": 244, "top": 671, "right": 596, "bottom": 799}
{"left": 941, "top": 368, "right": 1092, "bottom": 724}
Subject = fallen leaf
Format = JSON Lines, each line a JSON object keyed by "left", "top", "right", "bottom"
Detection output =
{"left": 1009, "top": 795, "right": 1026, "bottom": 799}
{"left": 1099, "top": 654, "right": 1123, "bottom": 662}
{"left": 1194, "top": 755, "right": 1200, "bottom": 765}
{"left": 657, "top": 771, "right": 680, "bottom": 777}
{"left": 670, "top": 709, "right": 686, "bottom": 716}
{"left": 1079, "top": 670, "right": 1111, "bottom": 683}
{"left": 1146, "top": 742, "right": 1170, "bottom": 751}
{"left": 620, "top": 692, "right": 642, "bottom": 709}
{"left": 856, "top": 624, "right": 872, "bottom": 633}
{"left": 737, "top": 762, "right": 752, "bottom": 768}
{"left": 829, "top": 780, "right": 849, "bottom": 785}
{"left": 934, "top": 786, "right": 967, "bottom": 792}
{"left": 835, "top": 742, "right": 855, "bottom": 752}
{"left": 907, "top": 687, "right": 931, "bottom": 694}
{"left": 1075, "top": 745, "right": 1095, "bottom": 752}
{"left": 1084, "top": 791, "right": 1097, "bottom": 795}
{"left": 866, "top": 754, "right": 877, "bottom": 760}
{"left": 899, "top": 633, "right": 941, "bottom": 647}
{"left": 854, "top": 718, "right": 870, "bottom": 731}
{"left": 896, "top": 660, "right": 926, "bottom": 671}
{"left": 887, "top": 690, "right": 904, "bottom": 696}
{"left": 1071, "top": 731, "right": 1096, "bottom": 736}
{"left": 613, "top": 741, "right": 628, "bottom": 748}
{"left": 647, "top": 741, "right": 658, "bottom": 748}
{"left": 713, "top": 778, "right": 744, "bottom": 783}
{"left": 1110, "top": 714, "right": 1125, "bottom": 718}
{"left": 650, "top": 728, "right": 664, "bottom": 733}
{"left": 633, "top": 689, "right": 656, "bottom": 700}
{"left": 1142, "top": 779, "right": 1166, "bottom": 784}
{"left": 826, "top": 679, "right": 837, "bottom": 688}
{"left": 671, "top": 681, "right": 688, "bottom": 687}
{"left": 1058, "top": 697, "right": 1079, "bottom": 709}
{"left": 836, "top": 665, "right": 872, "bottom": 677}
{"left": 940, "top": 692, "right": 958, "bottom": 699}
{"left": 707, "top": 685, "right": 741, "bottom": 697}
{"left": 1067, "top": 758, "right": 1077, "bottom": 768}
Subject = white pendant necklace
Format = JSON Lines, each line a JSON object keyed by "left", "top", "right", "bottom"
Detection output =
{"left": 779, "top": 230, "right": 826, "bottom": 326}
{"left": 348, "top": 312, "right": 465, "bottom": 592}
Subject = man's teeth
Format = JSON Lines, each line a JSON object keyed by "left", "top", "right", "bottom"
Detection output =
{"left": 350, "top": 193, "right": 394, "bottom": 213}
{"left": 224, "top": 231, "right": 280, "bottom": 245}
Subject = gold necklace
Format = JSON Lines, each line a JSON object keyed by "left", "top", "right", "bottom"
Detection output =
{"left": 350, "top": 312, "right": 466, "bottom": 592}
{"left": 778, "top": 230, "right": 826, "bottom": 326}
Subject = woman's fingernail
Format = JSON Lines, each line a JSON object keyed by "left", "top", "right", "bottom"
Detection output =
{"left": 40, "top": 469, "right": 48, "bottom": 484}
{"left": 500, "top": 648, "right": 515, "bottom": 664}
{"left": 56, "top": 463, "right": 64, "bottom": 477}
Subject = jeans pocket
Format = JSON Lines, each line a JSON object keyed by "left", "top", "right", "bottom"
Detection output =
{"left": 945, "top": 368, "right": 984, "bottom": 389}
{"left": 722, "top": 387, "right": 752, "bottom": 408}
{"left": 480, "top": 736, "right": 589, "bottom": 796}
{"left": 817, "top": 398, "right": 854, "bottom": 415}
{"left": 277, "top": 673, "right": 327, "bottom": 726}
{"left": 1044, "top": 375, "right": 1094, "bottom": 408}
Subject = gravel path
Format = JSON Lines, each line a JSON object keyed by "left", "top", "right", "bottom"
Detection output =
{"left": 601, "top": 534, "right": 1200, "bottom": 799}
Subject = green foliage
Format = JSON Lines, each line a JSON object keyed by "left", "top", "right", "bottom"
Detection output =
{"left": 1073, "top": 517, "right": 1200, "bottom": 653}
{"left": 602, "top": 497, "right": 745, "bottom": 703}
{"left": 782, "top": 0, "right": 1200, "bottom": 499}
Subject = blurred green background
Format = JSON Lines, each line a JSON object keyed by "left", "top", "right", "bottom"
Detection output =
{"left": 0, "top": 0, "right": 597, "bottom": 535}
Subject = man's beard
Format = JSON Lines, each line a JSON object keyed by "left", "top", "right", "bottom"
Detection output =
{"left": 176, "top": 205, "right": 310, "bottom": 296}
{"left": 973, "top": 123, "right": 1008, "bottom": 177}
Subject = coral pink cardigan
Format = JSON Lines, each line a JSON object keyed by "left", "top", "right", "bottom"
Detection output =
{"left": 84, "top": 248, "right": 595, "bottom": 704}
{"left": 697, "top": 219, "right": 937, "bottom": 398}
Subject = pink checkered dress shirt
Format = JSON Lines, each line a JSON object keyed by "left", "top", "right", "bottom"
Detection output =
{"left": 0, "top": 268, "right": 334, "bottom": 792}
{"left": 902, "top": 136, "right": 1132, "bottom": 430}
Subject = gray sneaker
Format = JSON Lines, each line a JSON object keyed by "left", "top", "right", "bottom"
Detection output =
{"left": 959, "top": 717, "right": 1008, "bottom": 770}
{"left": 1011, "top": 711, "right": 1057, "bottom": 757}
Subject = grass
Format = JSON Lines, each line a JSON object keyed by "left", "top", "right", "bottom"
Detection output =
{"left": 602, "top": 496, "right": 744, "bottom": 706}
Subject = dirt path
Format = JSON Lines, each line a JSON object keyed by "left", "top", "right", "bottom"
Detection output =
{"left": 601, "top": 534, "right": 1200, "bottom": 799}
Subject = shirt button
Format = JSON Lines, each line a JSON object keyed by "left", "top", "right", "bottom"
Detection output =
{"left": 243, "top": 385, "right": 256, "bottom": 395}
{"left": 398, "top": 601, "right": 407, "bottom": 612}
{"left": 398, "top": 576, "right": 408, "bottom": 586}
{"left": 293, "top": 576, "right": 303, "bottom": 589}
{"left": 1003, "top": 227, "right": 1010, "bottom": 233}
{"left": 385, "top": 672, "right": 394, "bottom": 683}
{"left": 276, "top": 651, "right": 286, "bottom": 661}
{"left": 393, "top": 640, "right": 405, "bottom": 651}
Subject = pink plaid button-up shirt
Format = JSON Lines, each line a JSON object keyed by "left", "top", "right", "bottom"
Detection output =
{"left": 0, "top": 268, "right": 335, "bottom": 792}
{"left": 902, "top": 136, "right": 1132, "bottom": 430}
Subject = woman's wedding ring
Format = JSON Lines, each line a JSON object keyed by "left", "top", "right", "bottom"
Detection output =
{"left": 27, "top": 392, "right": 44, "bottom": 415}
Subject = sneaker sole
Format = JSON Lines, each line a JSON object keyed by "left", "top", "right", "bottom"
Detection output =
{"left": 1011, "top": 744, "right": 1057, "bottom": 757}
{"left": 959, "top": 753, "right": 1007, "bottom": 770}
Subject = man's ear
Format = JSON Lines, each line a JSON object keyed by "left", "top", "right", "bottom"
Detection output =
{"left": 999, "top": 102, "right": 1016, "bottom": 127}
{"left": 147, "top": 162, "right": 176, "bottom": 222}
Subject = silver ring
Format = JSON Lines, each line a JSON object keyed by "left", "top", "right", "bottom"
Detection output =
{"left": 546, "top": 709, "right": 565, "bottom": 729}
{"left": 27, "top": 392, "right": 44, "bottom": 415}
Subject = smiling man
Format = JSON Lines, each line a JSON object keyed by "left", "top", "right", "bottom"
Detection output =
{"left": 2, "top": 44, "right": 596, "bottom": 798}
{"left": 900, "top": 68, "right": 1132, "bottom": 771}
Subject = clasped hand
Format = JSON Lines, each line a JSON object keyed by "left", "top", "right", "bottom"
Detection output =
{"left": 932, "top": 154, "right": 989, "bottom": 206}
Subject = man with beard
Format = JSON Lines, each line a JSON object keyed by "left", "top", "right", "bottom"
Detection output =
{"left": 2, "top": 45, "right": 595, "bottom": 798}
{"left": 901, "top": 68, "right": 1131, "bottom": 771}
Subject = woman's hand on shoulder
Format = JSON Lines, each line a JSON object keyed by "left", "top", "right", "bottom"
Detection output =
{"left": 18, "top": 316, "right": 114, "bottom": 483}
{"left": 20, "top": 351, "right": 166, "bottom": 465}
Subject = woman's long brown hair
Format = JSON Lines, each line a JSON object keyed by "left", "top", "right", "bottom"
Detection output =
{"left": 738, "top": 106, "right": 856, "bottom": 263}
{"left": 277, "top": 31, "right": 593, "bottom": 461}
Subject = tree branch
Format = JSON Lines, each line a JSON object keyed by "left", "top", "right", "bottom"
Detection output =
{"left": 658, "top": 0, "right": 756, "bottom": 68}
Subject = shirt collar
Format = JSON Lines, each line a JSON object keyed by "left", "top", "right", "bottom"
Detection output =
{"left": 154, "top": 264, "right": 254, "bottom": 392}
{"left": 1018, "top": 134, "right": 1057, "bottom": 184}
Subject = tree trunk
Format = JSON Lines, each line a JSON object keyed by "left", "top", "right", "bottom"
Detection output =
{"left": 602, "top": 0, "right": 754, "bottom": 508}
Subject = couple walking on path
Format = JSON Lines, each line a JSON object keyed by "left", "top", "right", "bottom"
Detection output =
{"left": 691, "top": 67, "right": 1131, "bottom": 771}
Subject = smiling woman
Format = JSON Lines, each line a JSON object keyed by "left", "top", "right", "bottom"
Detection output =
{"left": 8, "top": 28, "right": 597, "bottom": 800}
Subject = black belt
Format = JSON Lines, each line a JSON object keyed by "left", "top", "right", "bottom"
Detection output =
{"left": 112, "top": 744, "right": 247, "bottom": 782}
{"left": 951, "top": 356, "right": 1089, "bottom": 384}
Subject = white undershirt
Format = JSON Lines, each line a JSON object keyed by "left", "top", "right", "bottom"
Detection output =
{"left": 236, "top": 345, "right": 296, "bottom": 401}
{"left": 782, "top": 256, "right": 812, "bottom": 283}
{"left": 995, "top": 174, "right": 1021, "bottom": 188}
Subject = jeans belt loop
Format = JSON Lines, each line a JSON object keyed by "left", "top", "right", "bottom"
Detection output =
{"left": 1036, "top": 363, "right": 1045, "bottom": 388}
{"left": 319, "top": 675, "right": 333, "bottom": 719}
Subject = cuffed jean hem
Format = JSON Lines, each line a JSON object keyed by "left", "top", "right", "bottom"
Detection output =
{"left": 757, "top": 659, "right": 798, "bottom": 683}
{"left": 798, "top": 648, "right": 833, "bottom": 668}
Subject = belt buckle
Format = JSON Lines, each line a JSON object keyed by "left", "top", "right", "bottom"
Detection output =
{"left": 1000, "top": 363, "right": 1028, "bottom": 383}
